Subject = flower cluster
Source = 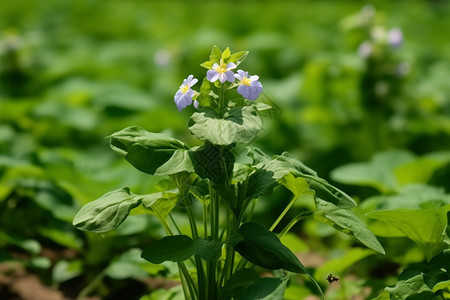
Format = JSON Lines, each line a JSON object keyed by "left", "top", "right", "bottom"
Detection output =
{"left": 357, "top": 26, "right": 403, "bottom": 58}
{"left": 174, "top": 48, "right": 263, "bottom": 111}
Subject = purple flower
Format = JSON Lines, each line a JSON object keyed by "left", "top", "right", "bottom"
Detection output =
{"left": 174, "top": 75, "right": 198, "bottom": 111}
{"left": 388, "top": 28, "right": 403, "bottom": 48}
{"left": 207, "top": 62, "right": 236, "bottom": 83}
{"left": 234, "top": 70, "right": 263, "bottom": 101}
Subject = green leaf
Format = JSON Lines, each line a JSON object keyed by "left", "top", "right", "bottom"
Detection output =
{"left": 73, "top": 187, "right": 144, "bottom": 232}
{"left": 192, "top": 238, "right": 223, "bottom": 261}
{"left": 210, "top": 45, "right": 222, "bottom": 61}
{"left": 221, "top": 47, "right": 231, "bottom": 60}
{"left": 231, "top": 222, "right": 307, "bottom": 273}
{"left": 141, "top": 236, "right": 223, "bottom": 264}
{"left": 367, "top": 206, "right": 450, "bottom": 260}
{"left": 142, "top": 190, "right": 179, "bottom": 219}
{"left": 314, "top": 248, "right": 375, "bottom": 282}
{"left": 395, "top": 157, "right": 449, "bottom": 186}
{"left": 52, "top": 260, "right": 83, "bottom": 283}
{"left": 239, "top": 277, "right": 288, "bottom": 300}
{"left": 249, "top": 151, "right": 355, "bottom": 208}
{"left": 38, "top": 227, "right": 83, "bottom": 251}
{"left": 141, "top": 235, "right": 195, "bottom": 264}
{"left": 154, "top": 149, "right": 195, "bottom": 176}
{"left": 0, "top": 232, "right": 41, "bottom": 255}
{"left": 109, "top": 126, "right": 191, "bottom": 175}
{"left": 331, "top": 150, "right": 416, "bottom": 193}
{"left": 279, "top": 173, "right": 314, "bottom": 207}
{"left": 196, "top": 78, "right": 218, "bottom": 108}
{"left": 381, "top": 250, "right": 450, "bottom": 299}
{"left": 200, "top": 46, "right": 222, "bottom": 69}
{"left": 106, "top": 248, "right": 148, "bottom": 280}
{"left": 30, "top": 257, "right": 51, "bottom": 269}
{"left": 280, "top": 233, "right": 308, "bottom": 253}
{"left": 188, "top": 106, "right": 262, "bottom": 146}
{"left": 314, "top": 198, "right": 385, "bottom": 254}
{"left": 227, "top": 51, "right": 249, "bottom": 66}
{"left": 220, "top": 269, "right": 260, "bottom": 299}
{"left": 361, "top": 184, "right": 450, "bottom": 212}
{"left": 231, "top": 223, "right": 323, "bottom": 298}
{"left": 200, "top": 60, "right": 215, "bottom": 69}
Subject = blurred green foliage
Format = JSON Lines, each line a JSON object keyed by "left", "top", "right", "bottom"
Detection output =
{"left": 1, "top": 0, "right": 450, "bottom": 299}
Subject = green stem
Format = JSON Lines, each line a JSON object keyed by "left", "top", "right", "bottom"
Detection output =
{"left": 76, "top": 269, "right": 106, "bottom": 300}
{"left": 218, "top": 83, "right": 225, "bottom": 113}
{"left": 179, "top": 262, "right": 198, "bottom": 299}
{"left": 160, "top": 212, "right": 197, "bottom": 300}
{"left": 219, "top": 209, "right": 237, "bottom": 286}
{"left": 183, "top": 195, "right": 206, "bottom": 300}
{"left": 278, "top": 211, "right": 313, "bottom": 239}
{"left": 269, "top": 194, "right": 297, "bottom": 232}
{"left": 203, "top": 196, "right": 208, "bottom": 238}
{"left": 169, "top": 213, "right": 183, "bottom": 235}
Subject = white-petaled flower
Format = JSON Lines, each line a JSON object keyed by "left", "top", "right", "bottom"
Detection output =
{"left": 174, "top": 75, "right": 198, "bottom": 112}
{"left": 207, "top": 61, "right": 237, "bottom": 83}
{"left": 234, "top": 70, "right": 263, "bottom": 101}
{"left": 388, "top": 28, "right": 403, "bottom": 48}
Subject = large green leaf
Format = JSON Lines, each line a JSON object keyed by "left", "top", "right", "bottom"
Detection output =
{"left": 231, "top": 223, "right": 323, "bottom": 298}
{"left": 141, "top": 235, "right": 223, "bottom": 264}
{"left": 248, "top": 151, "right": 355, "bottom": 208}
{"left": 376, "top": 250, "right": 450, "bottom": 300}
{"left": 239, "top": 277, "right": 288, "bottom": 300}
{"left": 136, "top": 190, "right": 179, "bottom": 219}
{"left": 188, "top": 106, "right": 262, "bottom": 146}
{"left": 231, "top": 222, "right": 308, "bottom": 273}
{"left": 361, "top": 184, "right": 450, "bottom": 212}
{"left": 367, "top": 205, "right": 450, "bottom": 260}
{"left": 109, "top": 126, "right": 192, "bottom": 175}
{"left": 220, "top": 269, "right": 260, "bottom": 300}
{"left": 330, "top": 150, "right": 416, "bottom": 193}
{"left": 73, "top": 187, "right": 144, "bottom": 233}
{"left": 314, "top": 198, "right": 385, "bottom": 254}
{"left": 142, "top": 235, "right": 194, "bottom": 264}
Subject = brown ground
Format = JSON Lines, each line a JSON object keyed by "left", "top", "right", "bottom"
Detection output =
{"left": 0, "top": 262, "right": 99, "bottom": 300}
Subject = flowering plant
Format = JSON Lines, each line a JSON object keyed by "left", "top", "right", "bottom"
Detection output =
{"left": 73, "top": 46, "right": 384, "bottom": 299}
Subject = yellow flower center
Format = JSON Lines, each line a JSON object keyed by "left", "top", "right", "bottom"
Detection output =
{"left": 180, "top": 85, "right": 190, "bottom": 94}
{"left": 241, "top": 77, "right": 252, "bottom": 86}
{"left": 214, "top": 62, "right": 228, "bottom": 74}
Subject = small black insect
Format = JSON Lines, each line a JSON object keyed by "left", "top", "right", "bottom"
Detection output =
{"left": 327, "top": 273, "right": 339, "bottom": 284}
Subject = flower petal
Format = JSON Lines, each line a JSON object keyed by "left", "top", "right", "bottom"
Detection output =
{"left": 219, "top": 73, "right": 227, "bottom": 83}
{"left": 226, "top": 62, "right": 237, "bottom": 70}
{"left": 189, "top": 78, "right": 198, "bottom": 87}
{"left": 207, "top": 70, "right": 219, "bottom": 82}
{"left": 225, "top": 71, "right": 235, "bottom": 82}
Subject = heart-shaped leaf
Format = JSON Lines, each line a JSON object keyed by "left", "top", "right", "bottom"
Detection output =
{"left": 367, "top": 205, "right": 450, "bottom": 260}
{"left": 188, "top": 106, "right": 262, "bottom": 146}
